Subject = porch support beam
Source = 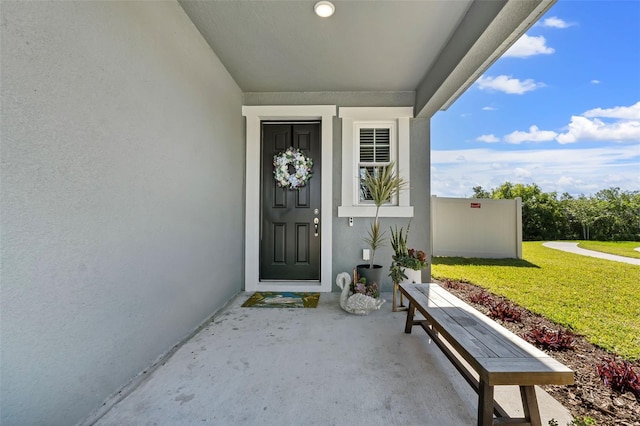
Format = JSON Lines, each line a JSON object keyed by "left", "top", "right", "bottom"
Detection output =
{"left": 415, "top": 0, "right": 556, "bottom": 118}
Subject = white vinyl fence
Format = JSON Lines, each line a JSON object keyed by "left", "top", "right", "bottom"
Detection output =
{"left": 431, "top": 196, "right": 522, "bottom": 259}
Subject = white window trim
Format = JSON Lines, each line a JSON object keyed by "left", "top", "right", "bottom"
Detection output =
{"left": 242, "top": 105, "right": 336, "bottom": 293}
{"left": 338, "top": 107, "right": 414, "bottom": 218}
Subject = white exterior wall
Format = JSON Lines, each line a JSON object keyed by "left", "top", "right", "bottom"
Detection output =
{"left": 431, "top": 197, "right": 522, "bottom": 259}
{"left": 0, "top": 2, "right": 244, "bottom": 425}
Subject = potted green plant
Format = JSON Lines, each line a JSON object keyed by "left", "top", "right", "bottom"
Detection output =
{"left": 356, "top": 161, "right": 407, "bottom": 288}
{"left": 389, "top": 220, "right": 428, "bottom": 311}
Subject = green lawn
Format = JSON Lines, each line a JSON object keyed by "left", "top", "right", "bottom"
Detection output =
{"left": 431, "top": 241, "right": 640, "bottom": 360}
{"left": 577, "top": 240, "right": 640, "bottom": 259}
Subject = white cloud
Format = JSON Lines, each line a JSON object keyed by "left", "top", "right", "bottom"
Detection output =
{"left": 482, "top": 106, "right": 497, "bottom": 111}
{"left": 590, "top": 79, "right": 600, "bottom": 84}
{"left": 500, "top": 102, "right": 640, "bottom": 145}
{"left": 503, "top": 34, "right": 555, "bottom": 58}
{"left": 556, "top": 116, "right": 640, "bottom": 143}
{"left": 557, "top": 176, "right": 579, "bottom": 187}
{"left": 514, "top": 167, "right": 532, "bottom": 178}
{"left": 431, "top": 145, "right": 640, "bottom": 197}
{"left": 583, "top": 101, "right": 640, "bottom": 120}
{"left": 504, "top": 125, "right": 558, "bottom": 144}
{"left": 476, "top": 134, "right": 500, "bottom": 143}
{"left": 476, "top": 75, "right": 545, "bottom": 94}
{"left": 540, "top": 17, "right": 575, "bottom": 29}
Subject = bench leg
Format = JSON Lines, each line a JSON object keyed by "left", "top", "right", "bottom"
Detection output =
{"left": 478, "top": 379, "right": 494, "bottom": 426}
{"left": 520, "top": 386, "right": 542, "bottom": 426}
{"left": 393, "top": 282, "right": 397, "bottom": 311}
{"left": 404, "top": 302, "right": 415, "bottom": 334}
{"left": 392, "top": 282, "right": 408, "bottom": 312}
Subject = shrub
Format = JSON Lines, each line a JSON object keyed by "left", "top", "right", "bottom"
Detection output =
{"left": 596, "top": 358, "right": 640, "bottom": 402}
{"left": 443, "top": 279, "right": 461, "bottom": 290}
{"left": 489, "top": 301, "right": 522, "bottom": 323}
{"left": 524, "top": 325, "right": 575, "bottom": 351}
{"left": 469, "top": 291, "right": 494, "bottom": 306}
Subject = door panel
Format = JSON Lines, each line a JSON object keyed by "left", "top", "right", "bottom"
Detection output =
{"left": 296, "top": 223, "right": 310, "bottom": 263}
{"left": 261, "top": 122, "right": 321, "bottom": 280}
{"left": 272, "top": 223, "right": 286, "bottom": 264}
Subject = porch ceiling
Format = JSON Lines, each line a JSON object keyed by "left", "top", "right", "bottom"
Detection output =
{"left": 179, "top": 0, "right": 555, "bottom": 117}
{"left": 179, "top": 0, "right": 472, "bottom": 92}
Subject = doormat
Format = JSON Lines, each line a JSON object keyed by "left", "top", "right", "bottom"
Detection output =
{"left": 241, "top": 292, "right": 320, "bottom": 308}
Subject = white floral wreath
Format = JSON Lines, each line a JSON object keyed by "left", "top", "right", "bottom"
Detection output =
{"left": 273, "top": 147, "right": 314, "bottom": 190}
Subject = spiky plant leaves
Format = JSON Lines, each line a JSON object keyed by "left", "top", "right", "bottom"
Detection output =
{"left": 360, "top": 161, "right": 408, "bottom": 268}
{"left": 361, "top": 162, "right": 408, "bottom": 209}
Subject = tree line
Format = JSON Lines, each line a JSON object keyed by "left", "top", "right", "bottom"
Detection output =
{"left": 471, "top": 182, "right": 640, "bottom": 241}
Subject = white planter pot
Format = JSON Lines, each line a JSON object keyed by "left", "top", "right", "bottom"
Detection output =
{"left": 401, "top": 268, "right": 422, "bottom": 284}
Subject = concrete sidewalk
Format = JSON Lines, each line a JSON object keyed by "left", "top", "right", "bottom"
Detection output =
{"left": 543, "top": 242, "right": 640, "bottom": 266}
{"left": 88, "top": 292, "right": 572, "bottom": 426}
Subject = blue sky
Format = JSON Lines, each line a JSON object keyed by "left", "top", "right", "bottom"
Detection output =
{"left": 431, "top": 0, "right": 640, "bottom": 198}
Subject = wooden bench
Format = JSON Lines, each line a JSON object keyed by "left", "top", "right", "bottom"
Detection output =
{"left": 399, "top": 283, "right": 574, "bottom": 426}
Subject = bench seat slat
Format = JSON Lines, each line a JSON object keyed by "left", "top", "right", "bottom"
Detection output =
{"left": 428, "top": 286, "right": 549, "bottom": 354}
{"left": 427, "top": 286, "right": 562, "bottom": 361}
{"left": 423, "top": 287, "right": 535, "bottom": 359}
{"left": 404, "top": 285, "right": 535, "bottom": 361}
{"left": 405, "top": 286, "right": 501, "bottom": 359}
{"left": 479, "top": 357, "right": 574, "bottom": 385}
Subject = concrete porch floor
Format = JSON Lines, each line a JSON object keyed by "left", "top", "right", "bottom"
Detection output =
{"left": 91, "top": 292, "right": 573, "bottom": 425}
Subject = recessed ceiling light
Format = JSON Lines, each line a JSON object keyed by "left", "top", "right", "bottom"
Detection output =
{"left": 314, "top": 1, "right": 335, "bottom": 18}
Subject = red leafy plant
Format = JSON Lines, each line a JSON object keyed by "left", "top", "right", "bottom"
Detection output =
{"left": 596, "top": 358, "right": 640, "bottom": 402}
{"left": 443, "top": 280, "right": 461, "bottom": 290}
{"left": 488, "top": 301, "right": 522, "bottom": 323}
{"left": 469, "top": 291, "right": 494, "bottom": 306}
{"left": 524, "top": 325, "right": 575, "bottom": 351}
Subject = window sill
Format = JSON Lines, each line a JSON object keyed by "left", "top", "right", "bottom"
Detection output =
{"left": 337, "top": 205, "right": 414, "bottom": 218}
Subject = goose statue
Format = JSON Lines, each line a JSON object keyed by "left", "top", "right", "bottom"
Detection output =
{"left": 336, "top": 272, "right": 385, "bottom": 315}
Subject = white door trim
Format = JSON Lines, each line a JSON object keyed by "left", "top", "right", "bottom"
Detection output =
{"left": 242, "top": 105, "right": 336, "bottom": 292}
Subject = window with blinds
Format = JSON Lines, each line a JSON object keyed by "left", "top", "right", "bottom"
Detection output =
{"left": 359, "top": 128, "right": 390, "bottom": 163}
{"left": 338, "top": 106, "right": 413, "bottom": 218}
{"left": 358, "top": 127, "right": 392, "bottom": 203}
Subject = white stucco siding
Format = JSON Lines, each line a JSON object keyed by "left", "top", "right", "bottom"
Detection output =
{"left": 0, "top": 2, "right": 243, "bottom": 425}
{"left": 431, "top": 196, "right": 523, "bottom": 259}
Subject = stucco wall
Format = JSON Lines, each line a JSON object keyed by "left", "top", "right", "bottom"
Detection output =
{"left": 244, "top": 93, "right": 432, "bottom": 291}
{"left": 0, "top": 2, "right": 244, "bottom": 425}
{"left": 431, "top": 197, "right": 523, "bottom": 258}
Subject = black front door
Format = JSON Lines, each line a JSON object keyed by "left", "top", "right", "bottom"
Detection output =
{"left": 261, "top": 122, "right": 321, "bottom": 281}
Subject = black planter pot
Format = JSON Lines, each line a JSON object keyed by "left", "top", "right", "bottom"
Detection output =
{"left": 356, "top": 264, "right": 384, "bottom": 287}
